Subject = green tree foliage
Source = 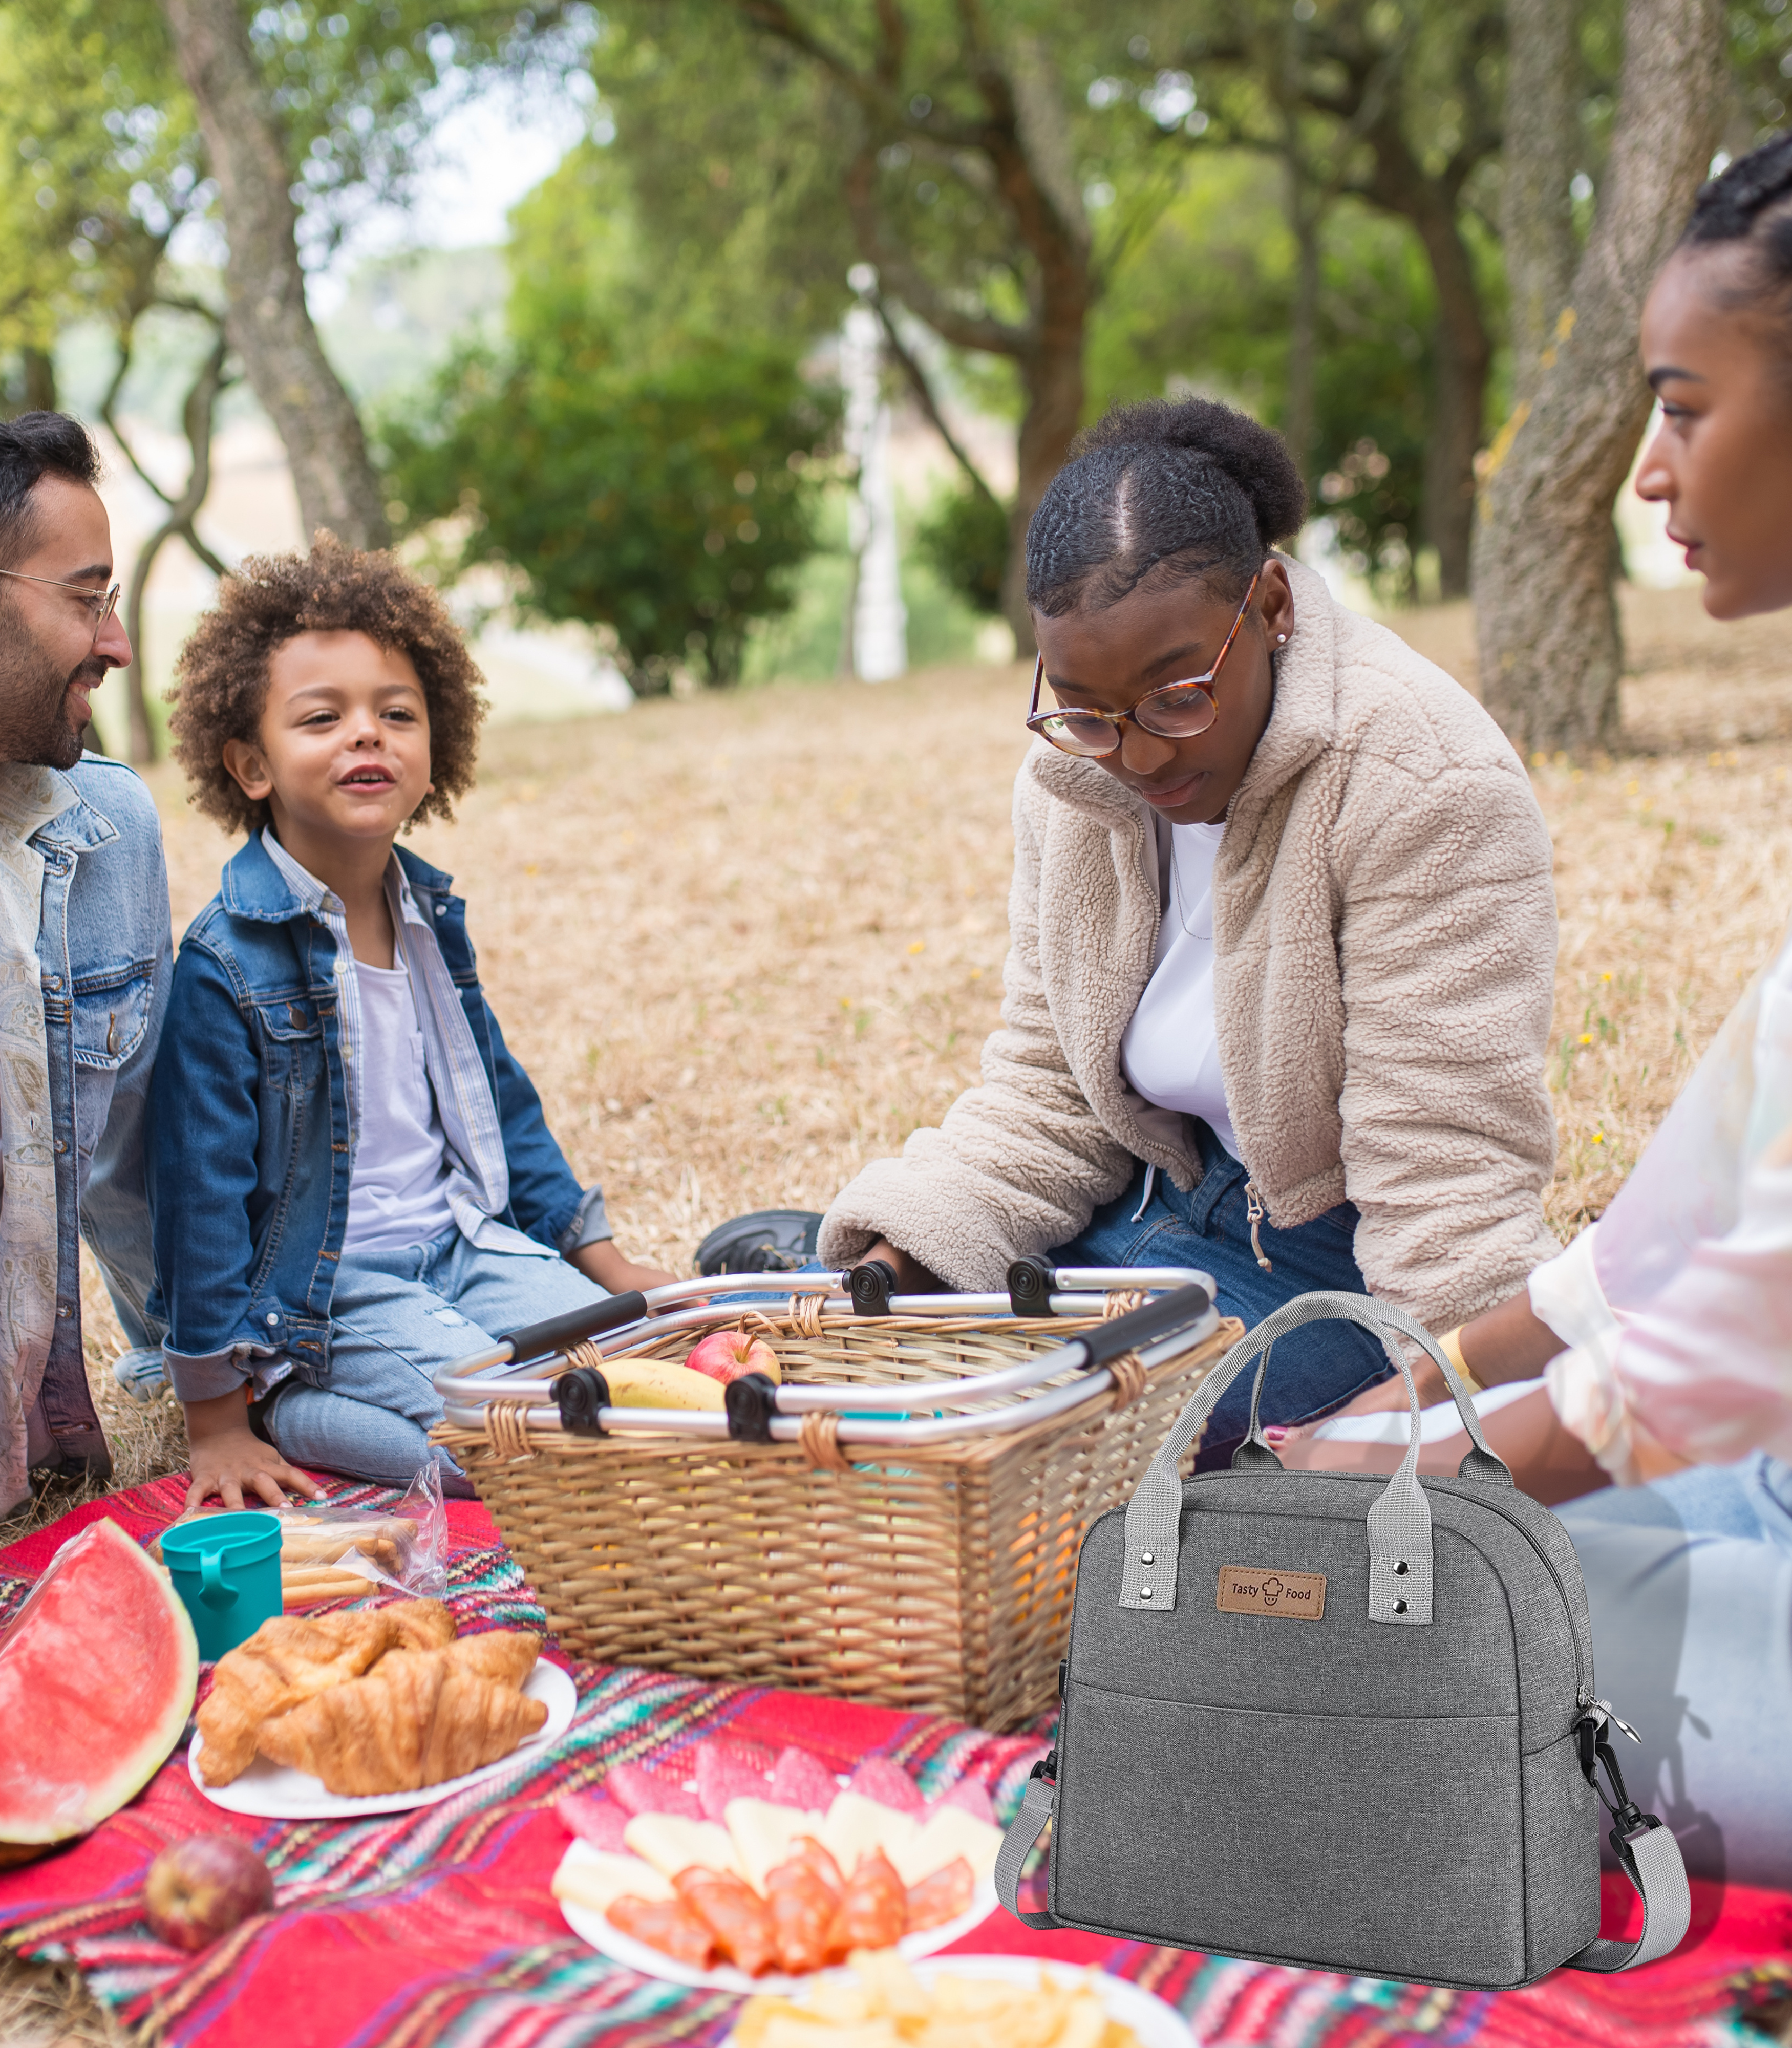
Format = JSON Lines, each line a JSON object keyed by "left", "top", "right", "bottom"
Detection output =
{"left": 0, "top": 0, "right": 206, "bottom": 397}
{"left": 381, "top": 153, "right": 838, "bottom": 689}
{"left": 914, "top": 478, "right": 1009, "bottom": 616}
{"left": 592, "top": 2, "right": 1217, "bottom": 647}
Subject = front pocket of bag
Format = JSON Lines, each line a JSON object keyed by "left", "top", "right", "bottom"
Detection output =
{"left": 1054, "top": 1682, "right": 1526, "bottom": 1987}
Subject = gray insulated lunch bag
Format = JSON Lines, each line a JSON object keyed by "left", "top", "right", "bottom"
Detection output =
{"left": 995, "top": 1292, "right": 1691, "bottom": 1989}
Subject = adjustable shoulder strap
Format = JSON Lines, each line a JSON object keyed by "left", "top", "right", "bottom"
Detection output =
{"left": 1567, "top": 1820, "right": 1691, "bottom": 1972}
{"left": 994, "top": 1767, "right": 1062, "bottom": 1930}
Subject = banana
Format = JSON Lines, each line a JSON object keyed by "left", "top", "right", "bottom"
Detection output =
{"left": 600, "top": 1356, "right": 728, "bottom": 1411}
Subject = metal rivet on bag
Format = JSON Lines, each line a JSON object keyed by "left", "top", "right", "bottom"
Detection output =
{"left": 1140, "top": 1587, "right": 1153, "bottom": 1599}
{"left": 1140, "top": 1551, "right": 1154, "bottom": 1565}
{"left": 1393, "top": 1599, "right": 1408, "bottom": 1614}
{"left": 1393, "top": 1560, "right": 1408, "bottom": 1575}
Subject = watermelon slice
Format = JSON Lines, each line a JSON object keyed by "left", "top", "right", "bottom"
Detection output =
{"left": 0, "top": 1520, "right": 199, "bottom": 1861}
{"left": 927, "top": 1777, "right": 996, "bottom": 1826}
{"left": 605, "top": 1760, "right": 703, "bottom": 1820}
{"left": 694, "top": 1740, "right": 774, "bottom": 1821}
{"left": 847, "top": 1757, "right": 925, "bottom": 1815}
{"left": 556, "top": 1793, "right": 631, "bottom": 1851}
{"left": 768, "top": 1745, "right": 839, "bottom": 1814}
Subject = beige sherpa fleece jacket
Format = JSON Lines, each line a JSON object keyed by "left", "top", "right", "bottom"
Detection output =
{"left": 819, "top": 557, "right": 1562, "bottom": 1332}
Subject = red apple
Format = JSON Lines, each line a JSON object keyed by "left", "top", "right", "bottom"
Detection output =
{"left": 684, "top": 1330, "right": 781, "bottom": 1385}
{"left": 144, "top": 1834, "right": 274, "bottom": 1951}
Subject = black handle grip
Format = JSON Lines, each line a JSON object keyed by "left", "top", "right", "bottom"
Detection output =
{"left": 1007, "top": 1255, "right": 1056, "bottom": 1317}
{"left": 501, "top": 1289, "right": 647, "bottom": 1364}
{"left": 724, "top": 1371, "right": 781, "bottom": 1442}
{"left": 554, "top": 1365, "right": 611, "bottom": 1437}
{"left": 1075, "top": 1282, "right": 1213, "bottom": 1368}
{"left": 848, "top": 1260, "right": 899, "bottom": 1316}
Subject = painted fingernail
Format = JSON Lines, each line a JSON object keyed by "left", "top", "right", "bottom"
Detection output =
{"left": 1263, "top": 1426, "right": 1288, "bottom": 1443}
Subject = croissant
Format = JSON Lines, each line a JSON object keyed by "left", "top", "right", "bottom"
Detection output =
{"left": 380, "top": 1599, "right": 458, "bottom": 1653}
{"left": 197, "top": 1610, "right": 401, "bottom": 1787}
{"left": 376, "top": 1629, "right": 539, "bottom": 1691}
{"left": 258, "top": 1653, "right": 548, "bottom": 1795}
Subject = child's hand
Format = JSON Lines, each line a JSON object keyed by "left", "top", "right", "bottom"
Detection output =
{"left": 569, "top": 1241, "right": 684, "bottom": 1297}
{"left": 183, "top": 1390, "right": 324, "bottom": 1511}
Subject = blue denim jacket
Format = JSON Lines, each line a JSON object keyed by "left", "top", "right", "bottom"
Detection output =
{"left": 147, "top": 835, "right": 592, "bottom": 1401}
{"left": 38, "top": 757, "right": 173, "bottom": 1474}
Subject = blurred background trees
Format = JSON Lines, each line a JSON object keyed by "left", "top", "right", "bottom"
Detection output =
{"left": 3, "top": 0, "right": 1788, "bottom": 749}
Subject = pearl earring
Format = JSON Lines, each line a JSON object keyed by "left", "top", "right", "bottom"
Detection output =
{"left": 1276, "top": 633, "right": 1287, "bottom": 644}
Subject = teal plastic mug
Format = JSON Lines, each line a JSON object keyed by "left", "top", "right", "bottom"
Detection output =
{"left": 160, "top": 1511, "right": 284, "bottom": 1661}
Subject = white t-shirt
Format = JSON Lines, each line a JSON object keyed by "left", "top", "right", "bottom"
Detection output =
{"left": 1118, "top": 820, "right": 1240, "bottom": 1158}
{"left": 343, "top": 954, "right": 457, "bottom": 1254}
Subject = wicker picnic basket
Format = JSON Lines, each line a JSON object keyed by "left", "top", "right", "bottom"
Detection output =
{"left": 434, "top": 1264, "right": 1236, "bottom": 1731}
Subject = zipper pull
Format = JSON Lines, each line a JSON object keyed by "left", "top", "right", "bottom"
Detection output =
{"left": 1245, "top": 1183, "right": 1273, "bottom": 1272}
{"left": 1590, "top": 1697, "right": 1643, "bottom": 1743}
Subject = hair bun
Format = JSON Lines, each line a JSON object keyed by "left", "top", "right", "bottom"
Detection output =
{"left": 1071, "top": 395, "right": 1307, "bottom": 546}
{"left": 1684, "top": 131, "right": 1792, "bottom": 244}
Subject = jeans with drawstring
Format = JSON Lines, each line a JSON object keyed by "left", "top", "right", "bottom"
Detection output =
{"left": 1047, "top": 1123, "right": 1393, "bottom": 1468}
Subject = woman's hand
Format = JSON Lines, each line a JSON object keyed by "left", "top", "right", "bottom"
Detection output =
{"left": 183, "top": 1391, "right": 323, "bottom": 1512}
{"left": 571, "top": 1240, "right": 684, "bottom": 1296}
{"left": 861, "top": 1239, "right": 947, "bottom": 1291}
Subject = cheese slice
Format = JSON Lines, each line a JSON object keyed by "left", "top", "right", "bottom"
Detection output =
{"left": 551, "top": 1843, "right": 673, "bottom": 1914}
{"left": 819, "top": 1789, "right": 920, "bottom": 1876}
{"left": 724, "top": 1797, "right": 826, "bottom": 1895}
{"left": 889, "top": 1806, "right": 1004, "bottom": 1889}
{"left": 623, "top": 1812, "right": 742, "bottom": 1882}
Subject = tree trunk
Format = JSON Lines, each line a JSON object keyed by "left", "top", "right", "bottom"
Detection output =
{"left": 159, "top": 0, "right": 389, "bottom": 551}
{"left": 106, "top": 321, "right": 230, "bottom": 763}
{"left": 1284, "top": 170, "right": 1322, "bottom": 489}
{"left": 21, "top": 347, "right": 55, "bottom": 414}
{"left": 1501, "top": 0, "right": 1581, "bottom": 405}
{"left": 1409, "top": 196, "right": 1490, "bottom": 599}
{"left": 1473, "top": 0, "right": 1728, "bottom": 756}
{"left": 1002, "top": 328, "right": 1085, "bottom": 659}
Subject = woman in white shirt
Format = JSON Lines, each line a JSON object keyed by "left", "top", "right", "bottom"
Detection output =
{"left": 1284, "top": 135, "right": 1792, "bottom": 1887}
{"left": 817, "top": 397, "right": 1563, "bottom": 1466}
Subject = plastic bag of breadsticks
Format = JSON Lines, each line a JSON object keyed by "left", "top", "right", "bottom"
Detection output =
{"left": 270, "top": 1462, "right": 449, "bottom": 1606}
{"left": 155, "top": 1462, "right": 449, "bottom": 1608}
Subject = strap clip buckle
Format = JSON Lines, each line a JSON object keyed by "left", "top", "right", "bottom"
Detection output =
{"left": 1028, "top": 1747, "right": 1058, "bottom": 1786}
{"left": 1577, "top": 1714, "right": 1659, "bottom": 1847}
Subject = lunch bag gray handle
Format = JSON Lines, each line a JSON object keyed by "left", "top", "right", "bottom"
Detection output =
{"left": 1120, "top": 1290, "right": 1509, "bottom": 1626}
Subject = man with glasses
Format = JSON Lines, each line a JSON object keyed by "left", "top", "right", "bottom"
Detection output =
{"left": 0, "top": 411, "right": 172, "bottom": 1517}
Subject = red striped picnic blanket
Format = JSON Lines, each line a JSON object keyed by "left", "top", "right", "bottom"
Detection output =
{"left": 2, "top": 1479, "right": 1787, "bottom": 2048}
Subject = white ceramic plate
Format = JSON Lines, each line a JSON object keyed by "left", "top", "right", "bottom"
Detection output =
{"left": 558, "top": 1836, "right": 998, "bottom": 1995}
{"left": 725, "top": 1956, "right": 1194, "bottom": 2047}
{"left": 190, "top": 1660, "right": 576, "bottom": 1818}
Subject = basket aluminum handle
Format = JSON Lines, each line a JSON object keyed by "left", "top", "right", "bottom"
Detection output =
{"left": 435, "top": 1273, "right": 1221, "bottom": 1446}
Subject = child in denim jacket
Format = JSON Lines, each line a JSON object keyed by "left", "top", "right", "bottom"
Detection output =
{"left": 149, "top": 538, "right": 675, "bottom": 1507}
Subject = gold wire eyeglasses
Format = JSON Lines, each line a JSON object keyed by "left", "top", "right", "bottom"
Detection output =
{"left": 0, "top": 567, "right": 121, "bottom": 648}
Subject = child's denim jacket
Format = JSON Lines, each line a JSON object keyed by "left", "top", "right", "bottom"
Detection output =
{"left": 147, "top": 834, "right": 596, "bottom": 1401}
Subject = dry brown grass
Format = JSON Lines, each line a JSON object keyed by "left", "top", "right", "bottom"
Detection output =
{"left": 8, "top": 580, "right": 1792, "bottom": 1550}
{"left": 2, "top": 578, "right": 1790, "bottom": 2042}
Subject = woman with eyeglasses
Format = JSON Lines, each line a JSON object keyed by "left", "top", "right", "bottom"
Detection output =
{"left": 817, "top": 395, "right": 1562, "bottom": 1462}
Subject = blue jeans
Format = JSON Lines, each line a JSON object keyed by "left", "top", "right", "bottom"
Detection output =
{"left": 1557, "top": 1454, "right": 1792, "bottom": 1888}
{"left": 1048, "top": 1129, "right": 1391, "bottom": 1467}
{"left": 264, "top": 1227, "right": 608, "bottom": 1486}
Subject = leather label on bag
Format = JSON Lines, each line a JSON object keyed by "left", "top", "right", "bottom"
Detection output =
{"left": 1217, "top": 1565, "right": 1327, "bottom": 1619}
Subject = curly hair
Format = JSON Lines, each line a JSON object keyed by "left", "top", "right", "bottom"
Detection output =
{"left": 170, "top": 533, "right": 486, "bottom": 837}
{"left": 1026, "top": 396, "right": 1307, "bottom": 617}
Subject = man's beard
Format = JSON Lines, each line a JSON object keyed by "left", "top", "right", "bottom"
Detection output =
{"left": 0, "top": 627, "right": 101, "bottom": 771}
